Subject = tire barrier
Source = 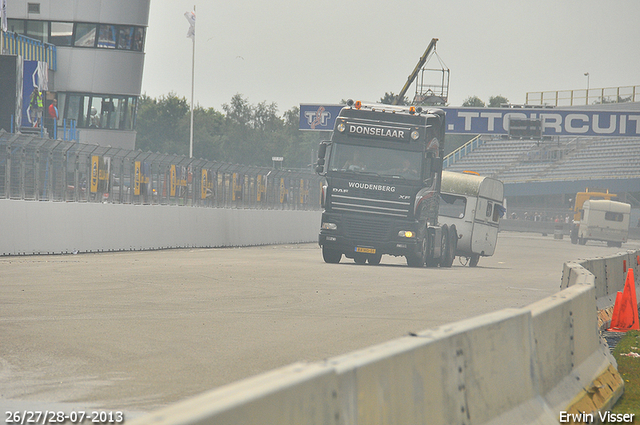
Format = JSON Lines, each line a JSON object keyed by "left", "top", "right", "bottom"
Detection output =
{"left": 130, "top": 252, "right": 639, "bottom": 425}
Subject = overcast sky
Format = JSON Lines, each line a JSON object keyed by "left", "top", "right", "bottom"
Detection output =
{"left": 141, "top": 0, "right": 640, "bottom": 114}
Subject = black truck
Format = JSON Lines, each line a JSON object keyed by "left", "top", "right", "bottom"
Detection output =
{"left": 315, "top": 100, "right": 457, "bottom": 267}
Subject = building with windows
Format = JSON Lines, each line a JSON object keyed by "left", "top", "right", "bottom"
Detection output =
{"left": 4, "top": 0, "right": 150, "bottom": 149}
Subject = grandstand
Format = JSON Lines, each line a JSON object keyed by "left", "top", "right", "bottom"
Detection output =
{"left": 445, "top": 136, "right": 640, "bottom": 184}
{"left": 443, "top": 131, "right": 640, "bottom": 220}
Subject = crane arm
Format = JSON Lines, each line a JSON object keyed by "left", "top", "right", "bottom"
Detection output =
{"left": 393, "top": 38, "right": 438, "bottom": 105}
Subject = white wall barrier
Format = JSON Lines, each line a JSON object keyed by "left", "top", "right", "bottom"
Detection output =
{"left": 131, "top": 252, "right": 640, "bottom": 425}
{"left": 0, "top": 199, "right": 322, "bottom": 256}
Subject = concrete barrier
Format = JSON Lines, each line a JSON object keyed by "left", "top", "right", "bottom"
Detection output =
{"left": 0, "top": 199, "right": 322, "bottom": 255}
{"left": 562, "top": 250, "right": 640, "bottom": 314}
{"left": 130, "top": 254, "right": 634, "bottom": 425}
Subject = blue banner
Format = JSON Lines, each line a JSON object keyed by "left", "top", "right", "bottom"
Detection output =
{"left": 299, "top": 104, "right": 344, "bottom": 131}
{"left": 299, "top": 104, "right": 640, "bottom": 137}
{"left": 442, "top": 107, "right": 640, "bottom": 137}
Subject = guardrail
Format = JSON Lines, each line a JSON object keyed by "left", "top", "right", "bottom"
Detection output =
{"left": 442, "top": 134, "right": 483, "bottom": 169}
{"left": 130, "top": 250, "right": 639, "bottom": 425}
{"left": 526, "top": 85, "right": 640, "bottom": 107}
{"left": 0, "top": 130, "right": 322, "bottom": 210}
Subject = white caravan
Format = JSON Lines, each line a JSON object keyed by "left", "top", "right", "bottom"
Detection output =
{"left": 577, "top": 199, "right": 630, "bottom": 247}
{"left": 439, "top": 171, "right": 504, "bottom": 266}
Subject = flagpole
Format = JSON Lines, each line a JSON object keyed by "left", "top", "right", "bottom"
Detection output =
{"left": 189, "top": 5, "right": 195, "bottom": 159}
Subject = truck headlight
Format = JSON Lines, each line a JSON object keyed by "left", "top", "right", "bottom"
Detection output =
{"left": 337, "top": 123, "right": 346, "bottom": 132}
{"left": 322, "top": 222, "right": 338, "bottom": 230}
{"left": 398, "top": 230, "right": 415, "bottom": 238}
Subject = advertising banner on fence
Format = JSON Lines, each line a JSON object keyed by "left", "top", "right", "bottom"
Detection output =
{"left": 201, "top": 169, "right": 208, "bottom": 200}
{"left": 134, "top": 161, "right": 141, "bottom": 195}
{"left": 91, "top": 156, "right": 99, "bottom": 193}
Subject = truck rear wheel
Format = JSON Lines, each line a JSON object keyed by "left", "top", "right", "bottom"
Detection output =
{"left": 578, "top": 237, "right": 587, "bottom": 245}
{"left": 439, "top": 225, "right": 450, "bottom": 267}
{"left": 442, "top": 225, "right": 457, "bottom": 268}
{"left": 322, "top": 246, "right": 342, "bottom": 263}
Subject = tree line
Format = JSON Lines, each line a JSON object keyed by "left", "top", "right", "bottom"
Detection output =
{"left": 135, "top": 93, "right": 327, "bottom": 170}
{"left": 135, "top": 92, "right": 511, "bottom": 169}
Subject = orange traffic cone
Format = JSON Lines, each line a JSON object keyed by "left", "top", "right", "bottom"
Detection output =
{"left": 608, "top": 268, "right": 639, "bottom": 332}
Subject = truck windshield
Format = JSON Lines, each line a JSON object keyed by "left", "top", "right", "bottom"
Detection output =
{"left": 328, "top": 143, "right": 421, "bottom": 180}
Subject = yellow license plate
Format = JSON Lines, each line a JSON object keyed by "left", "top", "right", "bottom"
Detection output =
{"left": 355, "top": 247, "right": 376, "bottom": 254}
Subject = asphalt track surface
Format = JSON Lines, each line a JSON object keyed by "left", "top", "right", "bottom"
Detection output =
{"left": 2, "top": 232, "right": 639, "bottom": 419}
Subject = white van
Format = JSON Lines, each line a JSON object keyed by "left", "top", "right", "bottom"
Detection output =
{"left": 439, "top": 171, "right": 504, "bottom": 266}
{"left": 577, "top": 199, "right": 630, "bottom": 247}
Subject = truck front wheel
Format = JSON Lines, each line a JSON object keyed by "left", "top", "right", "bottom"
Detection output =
{"left": 367, "top": 254, "right": 382, "bottom": 265}
{"left": 406, "top": 236, "right": 426, "bottom": 267}
{"left": 322, "top": 246, "right": 342, "bottom": 263}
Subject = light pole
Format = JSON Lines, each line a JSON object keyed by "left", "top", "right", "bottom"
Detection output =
{"left": 584, "top": 72, "right": 590, "bottom": 105}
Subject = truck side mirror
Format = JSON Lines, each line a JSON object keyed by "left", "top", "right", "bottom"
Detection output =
{"left": 315, "top": 141, "right": 330, "bottom": 175}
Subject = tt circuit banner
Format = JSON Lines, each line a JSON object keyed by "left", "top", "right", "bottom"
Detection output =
{"left": 299, "top": 104, "right": 640, "bottom": 137}
{"left": 443, "top": 107, "right": 640, "bottom": 137}
{"left": 299, "top": 104, "right": 344, "bottom": 131}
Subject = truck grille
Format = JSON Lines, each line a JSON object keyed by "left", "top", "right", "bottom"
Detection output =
{"left": 344, "top": 216, "right": 391, "bottom": 243}
{"left": 331, "top": 194, "right": 411, "bottom": 218}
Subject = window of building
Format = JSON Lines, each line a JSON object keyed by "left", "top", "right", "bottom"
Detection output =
{"left": 65, "top": 94, "right": 86, "bottom": 127}
{"left": 27, "top": 3, "right": 40, "bottom": 14}
{"left": 64, "top": 93, "right": 137, "bottom": 131}
{"left": 26, "top": 20, "right": 48, "bottom": 43}
{"left": 97, "top": 24, "right": 116, "bottom": 49}
{"left": 74, "top": 23, "right": 97, "bottom": 47}
{"left": 133, "top": 27, "right": 145, "bottom": 51}
{"left": 117, "top": 26, "right": 134, "bottom": 50}
{"left": 50, "top": 22, "right": 74, "bottom": 46}
{"left": 7, "top": 19, "right": 145, "bottom": 52}
{"left": 7, "top": 19, "right": 25, "bottom": 34}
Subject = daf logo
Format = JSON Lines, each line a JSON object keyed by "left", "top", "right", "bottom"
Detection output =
{"left": 399, "top": 195, "right": 410, "bottom": 200}
{"left": 333, "top": 188, "right": 348, "bottom": 193}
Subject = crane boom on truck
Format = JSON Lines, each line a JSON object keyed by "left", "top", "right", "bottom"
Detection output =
{"left": 393, "top": 38, "right": 438, "bottom": 105}
{"left": 315, "top": 100, "right": 457, "bottom": 267}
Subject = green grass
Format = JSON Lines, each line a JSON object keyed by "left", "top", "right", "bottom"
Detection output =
{"left": 607, "top": 330, "right": 640, "bottom": 424}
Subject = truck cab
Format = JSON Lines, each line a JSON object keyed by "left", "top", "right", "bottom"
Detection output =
{"left": 316, "top": 101, "right": 456, "bottom": 267}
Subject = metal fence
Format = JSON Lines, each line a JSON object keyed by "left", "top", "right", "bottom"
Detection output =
{"left": 0, "top": 130, "right": 323, "bottom": 210}
{"left": 525, "top": 85, "right": 640, "bottom": 107}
